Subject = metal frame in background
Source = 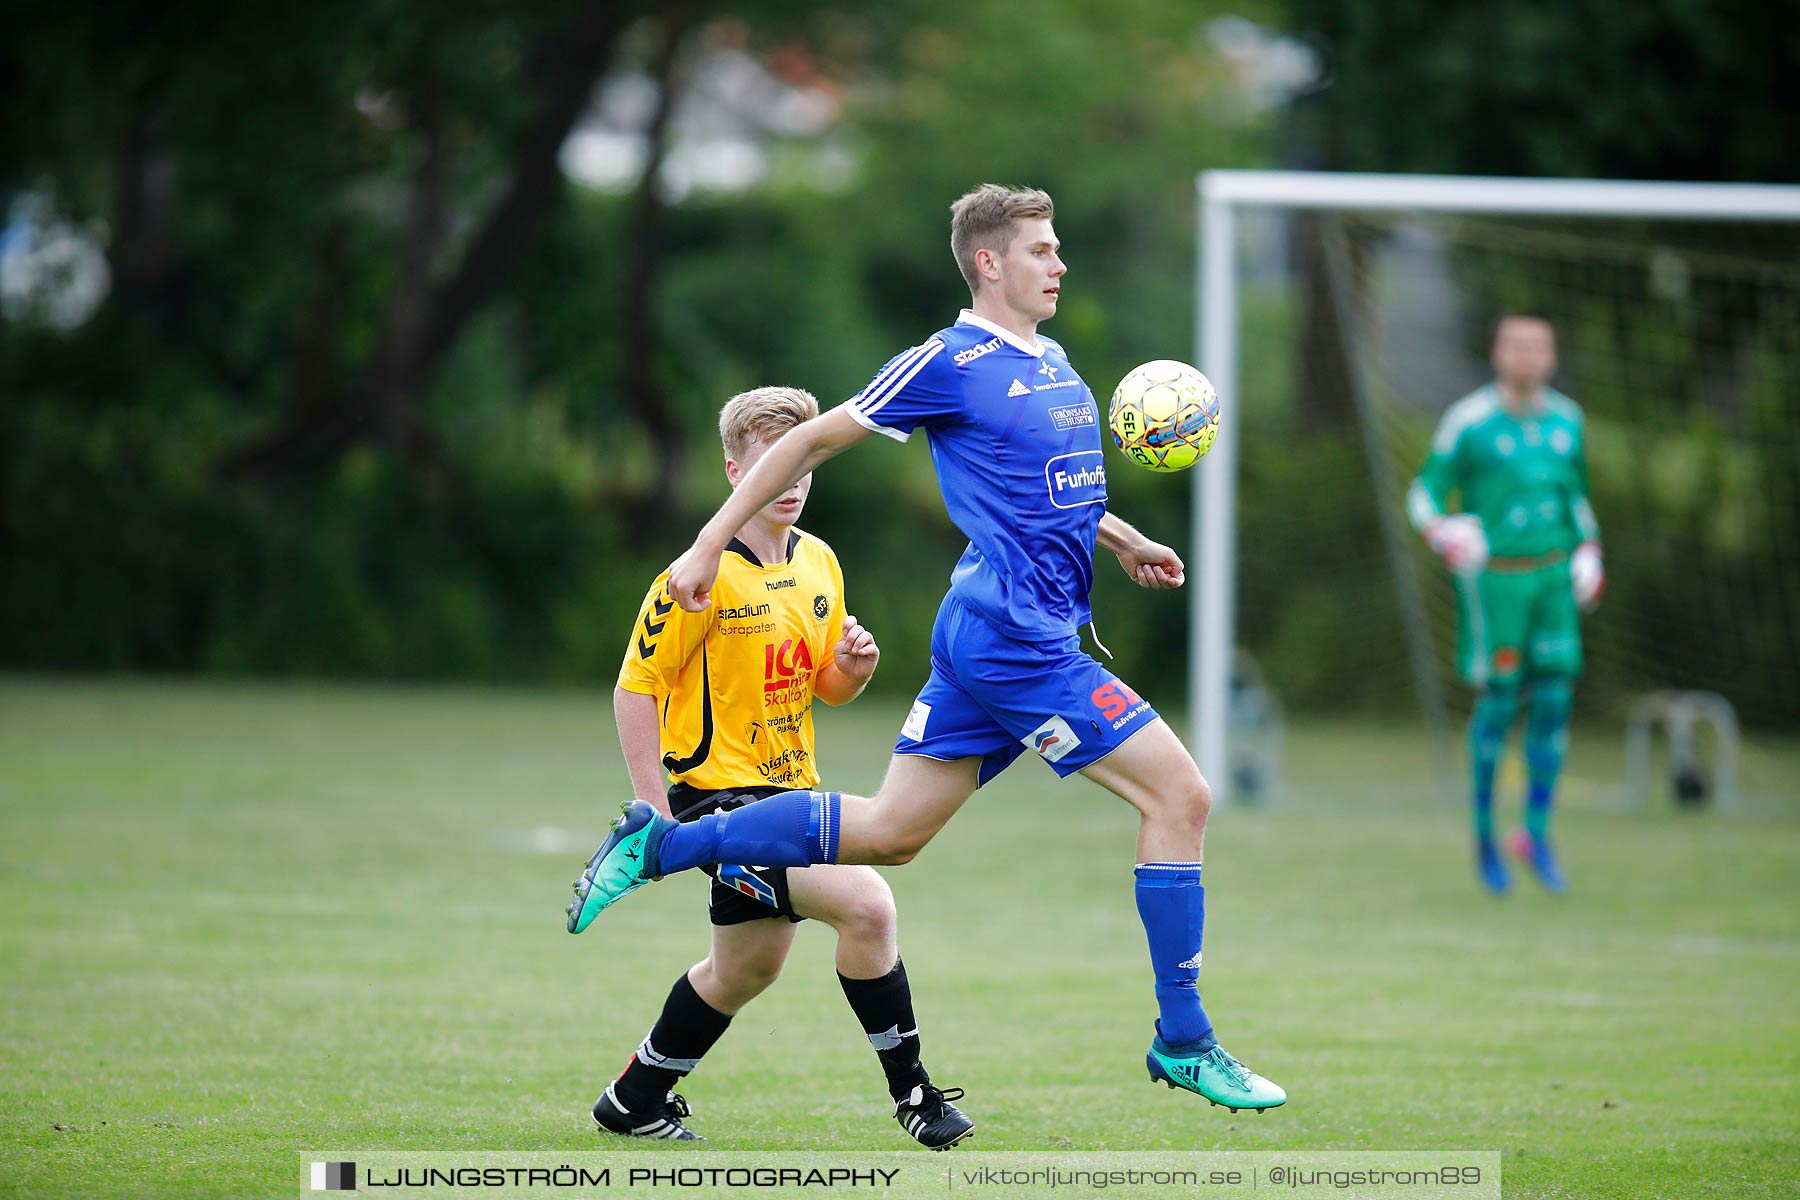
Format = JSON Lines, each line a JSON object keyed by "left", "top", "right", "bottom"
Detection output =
{"left": 1191, "top": 171, "right": 1800, "bottom": 805}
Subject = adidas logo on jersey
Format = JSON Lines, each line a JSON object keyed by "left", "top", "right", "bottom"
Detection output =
{"left": 1007, "top": 378, "right": 1031, "bottom": 397}
{"left": 1178, "top": 951, "right": 1203, "bottom": 970}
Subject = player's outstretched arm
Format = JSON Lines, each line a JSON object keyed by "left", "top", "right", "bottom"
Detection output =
{"left": 814, "top": 612, "right": 879, "bottom": 706}
{"left": 1098, "top": 512, "right": 1185, "bottom": 590}
{"left": 613, "top": 686, "right": 674, "bottom": 818}
{"left": 667, "top": 406, "right": 872, "bottom": 612}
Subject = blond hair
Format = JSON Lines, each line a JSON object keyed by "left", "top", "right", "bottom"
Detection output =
{"left": 949, "top": 183, "right": 1055, "bottom": 293}
{"left": 718, "top": 386, "right": 820, "bottom": 461}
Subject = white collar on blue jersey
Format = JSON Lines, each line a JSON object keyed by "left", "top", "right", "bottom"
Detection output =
{"left": 957, "top": 309, "right": 1045, "bottom": 358}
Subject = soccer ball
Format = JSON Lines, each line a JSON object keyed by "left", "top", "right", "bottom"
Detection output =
{"left": 1107, "top": 360, "right": 1221, "bottom": 472}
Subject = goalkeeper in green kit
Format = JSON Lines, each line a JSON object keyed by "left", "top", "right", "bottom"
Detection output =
{"left": 1408, "top": 315, "right": 1602, "bottom": 896}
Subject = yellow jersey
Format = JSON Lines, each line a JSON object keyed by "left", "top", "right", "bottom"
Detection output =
{"left": 617, "top": 529, "right": 846, "bottom": 792}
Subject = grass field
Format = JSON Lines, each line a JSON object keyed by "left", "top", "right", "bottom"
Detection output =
{"left": 2, "top": 678, "right": 1797, "bottom": 1199}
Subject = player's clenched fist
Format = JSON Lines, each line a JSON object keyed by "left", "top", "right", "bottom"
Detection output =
{"left": 832, "top": 614, "right": 880, "bottom": 682}
{"left": 666, "top": 543, "right": 719, "bottom": 611}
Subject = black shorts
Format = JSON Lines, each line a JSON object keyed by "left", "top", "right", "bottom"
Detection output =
{"left": 668, "top": 783, "right": 806, "bottom": 927}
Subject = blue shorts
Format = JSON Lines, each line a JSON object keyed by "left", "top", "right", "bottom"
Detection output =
{"left": 893, "top": 593, "right": 1160, "bottom": 786}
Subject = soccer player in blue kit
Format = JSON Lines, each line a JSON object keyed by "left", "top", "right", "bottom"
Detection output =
{"left": 569, "top": 184, "right": 1286, "bottom": 1113}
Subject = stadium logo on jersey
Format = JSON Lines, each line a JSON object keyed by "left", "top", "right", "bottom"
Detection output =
{"left": 1050, "top": 401, "right": 1096, "bottom": 430}
{"left": 1007, "top": 378, "right": 1031, "bottom": 398}
{"left": 900, "top": 699, "right": 931, "bottom": 741}
{"left": 1024, "top": 715, "right": 1082, "bottom": 764}
{"left": 953, "top": 336, "right": 1003, "bottom": 366}
{"left": 1045, "top": 450, "right": 1108, "bottom": 509}
{"left": 718, "top": 602, "right": 773, "bottom": 620}
{"left": 814, "top": 594, "right": 829, "bottom": 620}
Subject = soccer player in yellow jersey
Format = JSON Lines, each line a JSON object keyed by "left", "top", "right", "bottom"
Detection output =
{"left": 590, "top": 387, "right": 973, "bottom": 1148}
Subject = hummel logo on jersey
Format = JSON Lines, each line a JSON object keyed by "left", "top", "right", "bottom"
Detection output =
{"left": 1178, "top": 951, "right": 1203, "bottom": 970}
{"left": 1007, "top": 378, "right": 1031, "bottom": 397}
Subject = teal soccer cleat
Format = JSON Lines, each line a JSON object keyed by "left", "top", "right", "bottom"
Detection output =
{"left": 1147, "top": 1035, "right": 1287, "bottom": 1112}
{"left": 566, "top": 801, "right": 673, "bottom": 933}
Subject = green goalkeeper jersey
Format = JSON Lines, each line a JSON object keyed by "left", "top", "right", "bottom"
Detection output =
{"left": 1408, "top": 384, "right": 1600, "bottom": 559}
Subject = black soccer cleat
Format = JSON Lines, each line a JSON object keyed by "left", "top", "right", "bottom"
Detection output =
{"left": 893, "top": 1084, "right": 974, "bottom": 1150}
{"left": 592, "top": 1082, "right": 704, "bottom": 1140}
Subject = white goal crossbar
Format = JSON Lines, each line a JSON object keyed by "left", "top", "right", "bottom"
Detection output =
{"left": 1190, "top": 170, "right": 1800, "bottom": 805}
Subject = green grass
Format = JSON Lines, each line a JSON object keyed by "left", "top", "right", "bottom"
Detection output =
{"left": 2, "top": 678, "right": 1797, "bottom": 1198}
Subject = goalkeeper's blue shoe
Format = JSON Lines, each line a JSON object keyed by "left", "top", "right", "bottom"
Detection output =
{"left": 1476, "top": 837, "right": 1511, "bottom": 896}
{"left": 1511, "top": 829, "right": 1568, "bottom": 897}
{"left": 566, "top": 801, "right": 673, "bottom": 933}
{"left": 1146, "top": 1030, "right": 1286, "bottom": 1112}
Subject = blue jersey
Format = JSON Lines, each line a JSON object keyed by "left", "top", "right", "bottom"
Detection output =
{"left": 844, "top": 310, "right": 1106, "bottom": 641}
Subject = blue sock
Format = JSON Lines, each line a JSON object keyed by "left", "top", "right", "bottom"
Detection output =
{"left": 1525, "top": 784, "right": 1552, "bottom": 842}
{"left": 656, "top": 790, "right": 841, "bottom": 875}
{"left": 1524, "top": 677, "right": 1572, "bottom": 841}
{"left": 1135, "top": 862, "right": 1214, "bottom": 1050}
{"left": 1468, "top": 686, "right": 1519, "bottom": 843}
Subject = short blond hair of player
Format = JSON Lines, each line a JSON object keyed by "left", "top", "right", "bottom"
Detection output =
{"left": 587, "top": 386, "right": 973, "bottom": 1147}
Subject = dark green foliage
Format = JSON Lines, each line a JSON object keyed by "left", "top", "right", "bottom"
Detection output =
{"left": 1, "top": 1, "right": 1255, "bottom": 694}
{"left": 1285, "top": 0, "right": 1799, "bottom": 183}
{"left": 3, "top": 1, "right": 1794, "bottom": 728}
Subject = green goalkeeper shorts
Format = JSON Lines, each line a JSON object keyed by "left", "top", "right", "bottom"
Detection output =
{"left": 1453, "top": 555, "right": 1583, "bottom": 687}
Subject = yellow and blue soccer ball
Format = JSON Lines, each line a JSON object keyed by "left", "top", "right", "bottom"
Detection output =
{"left": 1106, "top": 359, "right": 1220, "bottom": 472}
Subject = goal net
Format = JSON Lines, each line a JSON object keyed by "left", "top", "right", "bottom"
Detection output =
{"left": 1191, "top": 172, "right": 1800, "bottom": 805}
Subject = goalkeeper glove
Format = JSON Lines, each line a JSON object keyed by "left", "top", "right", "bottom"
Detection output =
{"left": 1571, "top": 541, "right": 1604, "bottom": 611}
{"left": 1425, "top": 514, "right": 1489, "bottom": 575}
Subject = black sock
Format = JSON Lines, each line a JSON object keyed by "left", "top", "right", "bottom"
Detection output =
{"left": 838, "top": 958, "right": 930, "bottom": 1101}
{"left": 613, "top": 972, "right": 732, "bottom": 1109}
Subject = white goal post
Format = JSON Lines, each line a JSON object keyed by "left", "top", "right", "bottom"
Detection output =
{"left": 1190, "top": 170, "right": 1800, "bottom": 806}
